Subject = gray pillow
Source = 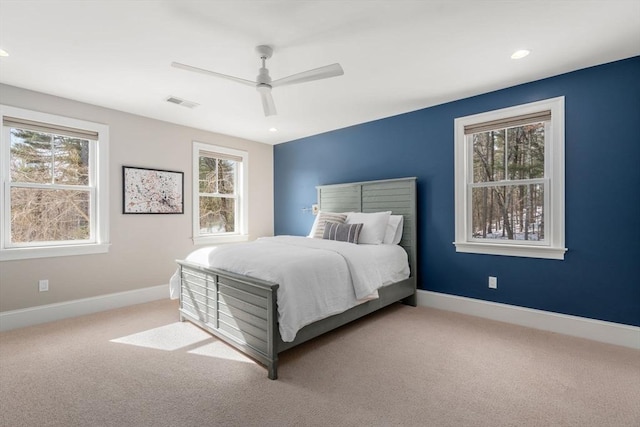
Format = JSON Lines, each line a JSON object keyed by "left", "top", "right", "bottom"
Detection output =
{"left": 322, "top": 221, "right": 363, "bottom": 244}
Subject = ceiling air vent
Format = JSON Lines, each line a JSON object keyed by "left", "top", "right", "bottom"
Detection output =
{"left": 165, "top": 96, "right": 199, "bottom": 109}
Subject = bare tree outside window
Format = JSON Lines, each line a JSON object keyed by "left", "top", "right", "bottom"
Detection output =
{"left": 9, "top": 128, "right": 92, "bottom": 243}
{"left": 199, "top": 156, "right": 237, "bottom": 233}
{"left": 470, "top": 123, "right": 545, "bottom": 242}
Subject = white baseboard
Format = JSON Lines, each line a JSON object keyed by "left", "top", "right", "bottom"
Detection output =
{"left": 0, "top": 284, "right": 169, "bottom": 332}
{"left": 417, "top": 290, "right": 640, "bottom": 350}
{"left": 3, "top": 286, "right": 637, "bottom": 350}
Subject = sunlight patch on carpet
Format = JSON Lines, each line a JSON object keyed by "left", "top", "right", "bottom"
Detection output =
{"left": 110, "top": 322, "right": 255, "bottom": 364}
{"left": 188, "top": 340, "right": 256, "bottom": 364}
{"left": 110, "top": 322, "right": 212, "bottom": 351}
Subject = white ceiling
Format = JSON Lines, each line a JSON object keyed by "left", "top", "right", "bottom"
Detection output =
{"left": 1, "top": 1, "right": 639, "bottom": 145}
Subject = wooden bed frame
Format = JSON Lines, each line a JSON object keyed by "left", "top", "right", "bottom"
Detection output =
{"left": 177, "top": 177, "right": 417, "bottom": 379}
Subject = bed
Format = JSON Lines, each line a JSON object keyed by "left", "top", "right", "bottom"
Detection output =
{"left": 173, "top": 177, "right": 417, "bottom": 379}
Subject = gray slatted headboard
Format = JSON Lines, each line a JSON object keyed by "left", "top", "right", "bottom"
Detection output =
{"left": 316, "top": 177, "right": 417, "bottom": 279}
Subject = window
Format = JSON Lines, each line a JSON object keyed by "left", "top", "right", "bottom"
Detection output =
{"left": 1, "top": 105, "right": 109, "bottom": 260}
{"left": 193, "top": 142, "right": 248, "bottom": 244}
{"left": 454, "top": 97, "right": 566, "bottom": 260}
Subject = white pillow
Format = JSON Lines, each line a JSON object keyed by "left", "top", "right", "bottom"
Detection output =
{"left": 346, "top": 211, "right": 391, "bottom": 244}
{"left": 383, "top": 215, "right": 404, "bottom": 245}
{"left": 308, "top": 211, "right": 348, "bottom": 238}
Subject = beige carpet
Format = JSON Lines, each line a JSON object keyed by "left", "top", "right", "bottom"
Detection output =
{"left": 1, "top": 299, "right": 638, "bottom": 427}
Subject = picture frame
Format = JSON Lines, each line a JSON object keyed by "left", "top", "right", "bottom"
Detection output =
{"left": 122, "top": 166, "right": 184, "bottom": 214}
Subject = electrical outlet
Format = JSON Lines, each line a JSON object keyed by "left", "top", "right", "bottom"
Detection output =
{"left": 312, "top": 204, "right": 319, "bottom": 215}
{"left": 38, "top": 279, "right": 49, "bottom": 292}
{"left": 488, "top": 276, "right": 497, "bottom": 289}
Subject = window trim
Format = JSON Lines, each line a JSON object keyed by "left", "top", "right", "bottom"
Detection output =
{"left": 0, "top": 105, "right": 109, "bottom": 261}
{"left": 453, "top": 97, "right": 566, "bottom": 260}
{"left": 192, "top": 141, "right": 249, "bottom": 245}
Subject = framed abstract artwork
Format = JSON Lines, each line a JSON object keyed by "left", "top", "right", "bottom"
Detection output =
{"left": 122, "top": 166, "right": 184, "bottom": 214}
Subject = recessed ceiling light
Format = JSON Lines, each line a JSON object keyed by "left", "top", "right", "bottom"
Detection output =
{"left": 511, "top": 49, "right": 530, "bottom": 60}
{"left": 0, "top": 49, "right": 9, "bottom": 57}
{"left": 269, "top": 127, "right": 278, "bottom": 132}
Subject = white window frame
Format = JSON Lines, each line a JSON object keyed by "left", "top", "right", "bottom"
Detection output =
{"left": 454, "top": 97, "right": 566, "bottom": 260}
{"left": 192, "top": 141, "right": 249, "bottom": 245}
{"left": 0, "top": 105, "right": 109, "bottom": 261}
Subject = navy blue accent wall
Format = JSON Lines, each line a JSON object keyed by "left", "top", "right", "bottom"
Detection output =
{"left": 274, "top": 57, "right": 640, "bottom": 327}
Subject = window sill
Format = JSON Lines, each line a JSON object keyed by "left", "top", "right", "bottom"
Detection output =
{"left": 193, "top": 234, "right": 250, "bottom": 246}
{"left": 0, "top": 243, "right": 110, "bottom": 261}
{"left": 454, "top": 241, "right": 566, "bottom": 260}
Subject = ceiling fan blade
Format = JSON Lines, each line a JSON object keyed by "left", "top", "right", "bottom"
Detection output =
{"left": 257, "top": 85, "right": 277, "bottom": 116}
{"left": 171, "top": 62, "right": 256, "bottom": 87}
{"left": 271, "top": 63, "right": 344, "bottom": 88}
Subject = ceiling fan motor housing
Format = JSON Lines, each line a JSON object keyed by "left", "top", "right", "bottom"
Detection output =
{"left": 257, "top": 67, "right": 272, "bottom": 86}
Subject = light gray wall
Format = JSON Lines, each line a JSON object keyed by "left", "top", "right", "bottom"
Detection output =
{"left": 0, "top": 84, "right": 274, "bottom": 312}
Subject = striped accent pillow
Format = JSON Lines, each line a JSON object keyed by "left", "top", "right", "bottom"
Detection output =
{"left": 312, "top": 212, "right": 348, "bottom": 238}
{"left": 322, "top": 221, "right": 363, "bottom": 244}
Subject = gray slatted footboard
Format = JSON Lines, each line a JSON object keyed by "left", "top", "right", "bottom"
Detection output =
{"left": 178, "top": 262, "right": 280, "bottom": 379}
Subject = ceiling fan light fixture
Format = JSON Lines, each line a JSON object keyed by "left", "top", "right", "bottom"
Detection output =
{"left": 511, "top": 49, "right": 530, "bottom": 59}
{"left": 256, "top": 83, "right": 271, "bottom": 92}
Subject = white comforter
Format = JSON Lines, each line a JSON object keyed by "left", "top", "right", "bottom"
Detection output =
{"left": 170, "top": 236, "right": 408, "bottom": 342}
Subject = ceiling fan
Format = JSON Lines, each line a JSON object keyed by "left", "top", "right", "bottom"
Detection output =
{"left": 171, "top": 45, "right": 344, "bottom": 117}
